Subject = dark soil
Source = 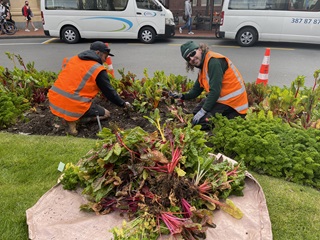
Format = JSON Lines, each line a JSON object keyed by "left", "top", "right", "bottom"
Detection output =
{"left": 5, "top": 96, "right": 197, "bottom": 139}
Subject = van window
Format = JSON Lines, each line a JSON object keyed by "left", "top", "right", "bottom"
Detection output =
{"left": 228, "top": 0, "right": 287, "bottom": 10}
{"left": 136, "top": 0, "right": 161, "bottom": 10}
{"left": 287, "top": 0, "right": 319, "bottom": 10}
{"left": 45, "top": 0, "right": 129, "bottom": 11}
{"left": 228, "top": 0, "right": 319, "bottom": 10}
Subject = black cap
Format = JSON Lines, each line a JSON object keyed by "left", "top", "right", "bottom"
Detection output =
{"left": 90, "top": 41, "right": 114, "bottom": 56}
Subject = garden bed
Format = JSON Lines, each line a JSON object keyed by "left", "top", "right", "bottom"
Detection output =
{"left": 4, "top": 96, "right": 197, "bottom": 139}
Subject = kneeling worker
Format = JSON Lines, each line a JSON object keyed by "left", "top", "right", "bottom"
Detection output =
{"left": 48, "top": 41, "right": 132, "bottom": 135}
{"left": 170, "top": 41, "right": 248, "bottom": 130}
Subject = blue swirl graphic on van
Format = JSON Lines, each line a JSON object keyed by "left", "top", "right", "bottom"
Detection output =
{"left": 81, "top": 17, "right": 133, "bottom": 31}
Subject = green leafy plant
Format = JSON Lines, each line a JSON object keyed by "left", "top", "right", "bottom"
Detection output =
{"left": 113, "top": 68, "right": 195, "bottom": 113}
{"left": 245, "top": 81, "right": 269, "bottom": 108}
{"left": 0, "top": 53, "right": 57, "bottom": 128}
{"left": 2, "top": 52, "right": 57, "bottom": 102}
{"left": 252, "top": 69, "right": 320, "bottom": 129}
{"left": 144, "top": 108, "right": 166, "bottom": 142}
{"left": 113, "top": 68, "right": 139, "bottom": 99}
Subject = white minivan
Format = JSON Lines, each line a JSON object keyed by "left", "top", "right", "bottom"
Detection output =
{"left": 40, "top": 0, "right": 175, "bottom": 44}
{"left": 219, "top": 0, "right": 320, "bottom": 46}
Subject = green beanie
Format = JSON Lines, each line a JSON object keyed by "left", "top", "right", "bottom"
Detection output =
{"left": 180, "top": 41, "right": 199, "bottom": 60}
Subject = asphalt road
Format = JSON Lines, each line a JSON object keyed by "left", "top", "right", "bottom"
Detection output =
{"left": 0, "top": 37, "right": 319, "bottom": 87}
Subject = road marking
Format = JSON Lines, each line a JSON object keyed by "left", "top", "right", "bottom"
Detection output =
{"left": 0, "top": 43, "right": 40, "bottom": 46}
{"left": 266, "top": 47, "right": 295, "bottom": 51}
{"left": 42, "top": 38, "right": 59, "bottom": 44}
{"left": 169, "top": 43, "right": 241, "bottom": 49}
{"left": 127, "top": 43, "right": 145, "bottom": 45}
{"left": 170, "top": 44, "right": 242, "bottom": 49}
{"left": 209, "top": 45, "right": 294, "bottom": 50}
{"left": 210, "top": 45, "right": 241, "bottom": 48}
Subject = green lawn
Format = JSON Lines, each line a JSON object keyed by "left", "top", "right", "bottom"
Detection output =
{"left": 0, "top": 132, "right": 319, "bottom": 240}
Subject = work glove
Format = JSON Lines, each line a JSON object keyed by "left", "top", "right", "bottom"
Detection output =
{"left": 192, "top": 108, "right": 207, "bottom": 125}
{"left": 169, "top": 91, "right": 182, "bottom": 99}
{"left": 124, "top": 102, "right": 133, "bottom": 111}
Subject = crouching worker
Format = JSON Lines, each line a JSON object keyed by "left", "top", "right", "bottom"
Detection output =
{"left": 170, "top": 41, "right": 248, "bottom": 130}
{"left": 48, "top": 41, "right": 132, "bottom": 135}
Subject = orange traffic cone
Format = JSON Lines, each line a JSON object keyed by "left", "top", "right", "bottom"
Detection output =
{"left": 256, "top": 48, "right": 270, "bottom": 85}
{"left": 104, "top": 43, "right": 115, "bottom": 78}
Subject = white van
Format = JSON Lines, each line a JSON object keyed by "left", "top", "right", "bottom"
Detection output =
{"left": 40, "top": 0, "right": 175, "bottom": 44}
{"left": 218, "top": 0, "right": 320, "bottom": 46}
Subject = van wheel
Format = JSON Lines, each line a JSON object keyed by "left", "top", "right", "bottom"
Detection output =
{"left": 236, "top": 27, "right": 258, "bottom": 47}
{"left": 61, "top": 26, "right": 80, "bottom": 44}
{"left": 139, "top": 27, "right": 156, "bottom": 44}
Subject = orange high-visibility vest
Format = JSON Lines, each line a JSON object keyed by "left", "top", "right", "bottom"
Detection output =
{"left": 198, "top": 51, "right": 248, "bottom": 114}
{"left": 61, "top": 57, "right": 70, "bottom": 69}
{"left": 48, "top": 56, "right": 105, "bottom": 121}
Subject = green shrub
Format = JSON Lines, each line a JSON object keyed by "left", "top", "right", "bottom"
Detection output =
{"left": 0, "top": 91, "right": 30, "bottom": 128}
{"left": 208, "top": 113, "right": 320, "bottom": 189}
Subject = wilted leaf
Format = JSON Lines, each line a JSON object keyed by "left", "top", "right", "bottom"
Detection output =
{"left": 175, "top": 167, "right": 186, "bottom": 176}
{"left": 220, "top": 198, "right": 243, "bottom": 219}
{"left": 114, "top": 142, "right": 122, "bottom": 155}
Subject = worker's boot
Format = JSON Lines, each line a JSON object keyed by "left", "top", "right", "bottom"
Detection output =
{"left": 66, "top": 121, "right": 78, "bottom": 136}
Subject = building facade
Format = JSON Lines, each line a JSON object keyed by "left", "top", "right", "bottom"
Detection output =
{"left": 7, "top": 0, "right": 221, "bottom": 29}
{"left": 6, "top": 0, "right": 41, "bottom": 25}
{"left": 163, "top": 0, "right": 222, "bottom": 17}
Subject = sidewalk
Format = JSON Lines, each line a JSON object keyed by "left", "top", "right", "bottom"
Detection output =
{"left": 175, "top": 27, "right": 217, "bottom": 39}
{"left": 1, "top": 28, "right": 47, "bottom": 39}
{"left": 0, "top": 27, "right": 217, "bottom": 39}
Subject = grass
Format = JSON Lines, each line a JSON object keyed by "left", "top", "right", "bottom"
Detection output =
{"left": 0, "top": 132, "right": 319, "bottom": 240}
{"left": 0, "top": 132, "right": 96, "bottom": 239}
{"left": 252, "top": 173, "right": 320, "bottom": 240}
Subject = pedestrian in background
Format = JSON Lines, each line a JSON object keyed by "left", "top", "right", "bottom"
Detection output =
{"left": 0, "top": 0, "right": 5, "bottom": 16}
{"left": 179, "top": 0, "right": 194, "bottom": 35}
{"left": 170, "top": 41, "right": 248, "bottom": 130}
{"left": 22, "top": 0, "right": 38, "bottom": 32}
{"left": 3, "top": 0, "right": 15, "bottom": 26}
{"left": 0, "top": 0, "right": 6, "bottom": 34}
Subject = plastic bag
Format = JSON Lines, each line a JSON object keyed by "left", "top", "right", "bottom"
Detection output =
{"left": 182, "top": 13, "right": 188, "bottom": 21}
